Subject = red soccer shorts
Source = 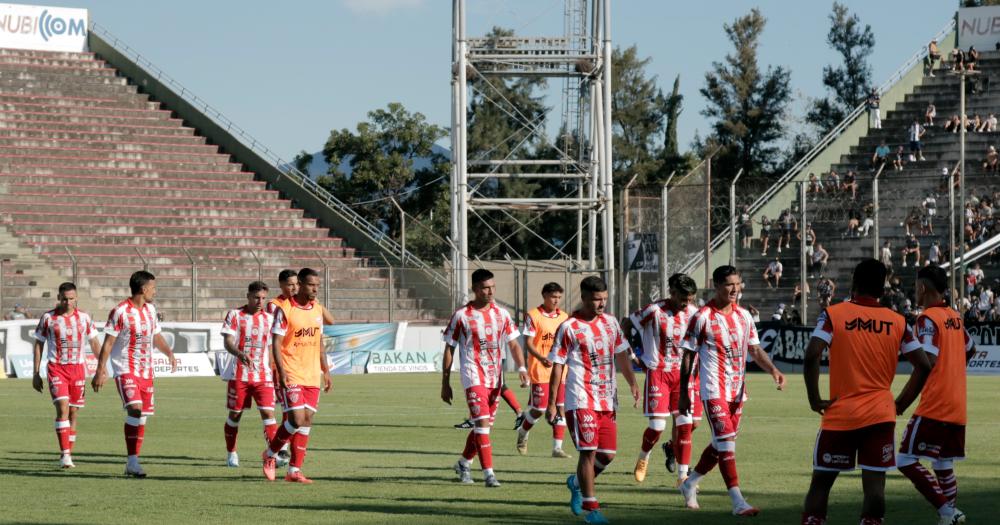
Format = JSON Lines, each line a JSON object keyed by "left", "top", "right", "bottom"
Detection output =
{"left": 813, "top": 422, "right": 896, "bottom": 472}
{"left": 899, "top": 415, "right": 966, "bottom": 461}
{"left": 529, "top": 382, "right": 566, "bottom": 411}
{"left": 703, "top": 398, "right": 742, "bottom": 440}
{"left": 282, "top": 384, "right": 320, "bottom": 413}
{"left": 465, "top": 385, "right": 500, "bottom": 422}
{"left": 47, "top": 363, "right": 86, "bottom": 408}
{"left": 115, "top": 374, "right": 155, "bottom": 415}
{"left": 644, "top": 369, "right": 703, "bottom": 419}
{"left": 567, "top": 409, "right": 617, "bottom": 453}
{"left": 226, "top": 380, "right": 276, "bottom": 412}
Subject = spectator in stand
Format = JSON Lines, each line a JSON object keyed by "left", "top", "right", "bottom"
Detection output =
{"left": 809, "top": 243, "right": 829, "bottom": 279}
{"left": 792, "top": 281, "right": 809, "bottom": 307}
{"left": 4, "top": 303, "right": 28, "bottom": 320}
{"left": 860, "top": 208, "right": 875, "bottom": 237}
{"left": 872, "top": 140, "right": 890, "bottom": 168}
{"left": 771, "top": 303, "right": 786, "bottom": 322}
{"left": 746, "top": 304, "right": 761, "bottom": 323}
{"left": 983, "top": 145, "right": 999, "bottom": 174}
{"left": 900, "top": 233, "right": 921, "bottom": 267}
{"left": 925, "top": 39, "right": 941, "bottom": 76}
{"left": 943, "top": 114, "right": 961, "bottom": 133}
{"left": 764, "top": 257, "right": 783, "bottom": 289}
{"left": 866, "top": 88, "right": 881, "bottom": 129}
{"left": 842, "top": 170, "right": 858, "bottom": 200}
{"left": 968, "top": 262, "right": 985, "bottom": 296}
{"left": 799, "top": 222, "right": 816, "bottom": 258}
{"left": 816, "top": 277, "right": 836, "bottom": 309}
{"left": 987, "top": 113, "right": 998, "bottom": 132}
{"left": 967, "top": 45, "right": 979, "bottom": 71}
{"left": 808, "top": 173, "right": 822, "bottom": 200}
{"left": 825, "top": 170, "right": 840, "bottom": 194}
{"left": 880, "top": 240, "right": 893, "bottom": 269}
{"left": 908, "top": 120, "right": 926, "bottom": 162}
{"left": 759, "top": 215, "right": 773, "bottom": 256}
{"left": 902, "top": 207, "right": 921, "bottom": 236}
{"left": 927, "top": 240, "right": 942, "bottom": 266}
{"left": 892, "top": 145, "right": 906, "bottom": 171}
{"left": 844, "top": 205, "right": 861, "bottom": 238}
{"left": 740, "top": 206, "right": 754, "bottom": 250}
{"left": 951, "top": 47, "right": 966, "bottom": 72}
{"left": 924, "top": 102, "right": 936, "bottom": 126}
{"left": 777, "top": 208, "right": 797, "bottom": 253}
{"left": 971, "top": 114, "right": 983, "bottom": 133}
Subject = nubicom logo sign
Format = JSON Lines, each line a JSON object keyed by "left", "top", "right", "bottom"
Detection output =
{"left": 0, "top": 3, "right": 88, "bottom": 53}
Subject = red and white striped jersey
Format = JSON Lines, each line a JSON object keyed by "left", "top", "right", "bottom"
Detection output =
{"left": 681, "top": 300, "right": 759, "bottom": 402}
{"left": 629, "top": 301, "right": 698, "bottom": 372}
{"left": 220, "top": 307, "right": 273, "bottom": 383}
{"left": 105, "top": 299, "right": 161, "bottom": 379}
{"left": 33, "top": 309, "right": 99, "bottom": 365}
{"left": 443, "top": 302, "right": 520, "bottom": 389}
{"left": 548, "top": 312, "right": 630, "bottom": 411}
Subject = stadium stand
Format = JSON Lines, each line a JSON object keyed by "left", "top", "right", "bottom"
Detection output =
{"left": 0, "top": 48, "right": 435, "bottom": 322}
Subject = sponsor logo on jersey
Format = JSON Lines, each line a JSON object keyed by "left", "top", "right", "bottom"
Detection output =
{"left": 470, "top": 404, "right": 481, "bottom": 416}
{"left": 918, "top": 442, "right": 926, "bottom": 451}
{"left": 944, "top": 317, "right": 962, "bottom": 330}
{"left": 582, "top": 430, "right": 596, "bottom": 443}
{"left": 649, "top": 399, "right": 658, "bottom": 409}
{"left": 710, "top": 404, "right": 724, "bottom": 414}
{"left": 293, "top": 327, "right": 320, "bottom": 338}
{"left": 845, "top": 318, "right": 893, "bottom": 335}
{"left": 582, "top": 413, "right": 595, "bottom": 423}
{"left": 124, "top": 387, "right": 136, "bottom": 399}
{"left": 288, "top": 391, "right": 300, "bottom": 403}
{"left": 881, "top": 444, "right": 894, "bottom": 463}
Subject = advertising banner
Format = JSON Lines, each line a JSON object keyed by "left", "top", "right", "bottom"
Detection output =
{"left": 966, "top": 323, "right": 1000, "bottom": 375}
{"left": 0, "top": 3, "right": 88, "bottom": 52}
{"left": 959, "top": 6, "right": 1000, "bottom": 50}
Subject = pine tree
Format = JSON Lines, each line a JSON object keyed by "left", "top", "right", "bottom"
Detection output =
{"left": 807, "top": 2, "right": 875, "bottom": 135}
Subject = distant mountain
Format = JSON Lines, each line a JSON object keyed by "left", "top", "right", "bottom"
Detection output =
{"left": 287, "top": 144, "right": 452, "bottom": 180}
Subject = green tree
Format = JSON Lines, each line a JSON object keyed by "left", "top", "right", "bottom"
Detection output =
{"left": 611, "top": 45, "right": 666, "bottom": 185}
{"left": 807, "top": 2, "right": 875, "bottom": 135}
{"left": 699, "top": 8, "right": 792, "bottom": 179}
{"left": 319, "top": 102, "right": 449, "bottom": 252}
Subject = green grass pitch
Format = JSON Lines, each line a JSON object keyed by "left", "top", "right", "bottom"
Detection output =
{"left": 0, "top": 373, "right": 996, "bottom": 524}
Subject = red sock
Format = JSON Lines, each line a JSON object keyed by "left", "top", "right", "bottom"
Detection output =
{"left": 474, "top": 431, "right": 493, "bottom": 469}
{"left": 718, "top": 450, "right": 739, "bottom": 488}
{"left": 136, "top": 424, "right": 145, "bottom": 456}
{"left": 693, "top": 444, "right": 719, "bottom": 475}
{"left": 935, "top": 469, "right": 957, "bottom": 504}
{"left": 640, "top": 427, "right": 662, "bottom": 454}
{"left": 582, "top": 497, "right": 600, "bottom": 512}
{"left": 461, "top": 430, "right": 478, "bottom": 460}
{"left": 124, "top": 423, "right": 140, "bottom": 456}
{"left": 55, "top": 420, "right": 71, "bottom": 454}
{"left": 900, "top": 463, "right": 948, "bottom": 510}
{"left": 501, "top": 388, "right": 522, "bottom": 413}
{"left": 520, "top": 412, "right": 536, "bottom": 432}
{"left": 675, "top": 424, "right": 693, "bottom": 465}
{"left": 290, "top": 427, "right": 310, "bottom": 468}
{"left": 264, "top": 422, "right": 278, "bottom": 443}
{"left": 224, "top": 421, "right": 239, "bottom": 453}
{"left": 553, "top": 420, "right": 566, "bottom": 440}
{"left": 69, "top": 428, "right": 77, "bottom": 452}
{"left": 268, "top": 421, "right": 296, "bottom": 454}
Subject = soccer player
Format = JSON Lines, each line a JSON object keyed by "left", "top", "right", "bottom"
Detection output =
{"left": 262, "top": 268, "right": 333, "bottom": 483}
{"left": 897, "top": 265, "right": 972, "bottom": 525}
{"left": 31, "top": 282, "right": 101, "bottom": 468}
{"left": 627, "top": 273, "right": 700, "bottom": 486}
{"left": 678, "top": 265, "right": 786, "bottom": 516}
{"left": 515, "top": 282, "right": 570, "bottom": 458}
{"left": 266, "top": 269, "right": 300, "bottom": 466}
{"left": 91, "top": 270, "right": 178, "bottom": 478}
{"left": 547, "top": 276, "right": 639, "bottom": 525}
{"left": 441, "top": 268, "right": 528, "bottom": 488}
{"left": 801, "top": 259, "right": 932, "bottom": 525}
{"left": 221, "top": 281, "right": 277, "bottom": 467}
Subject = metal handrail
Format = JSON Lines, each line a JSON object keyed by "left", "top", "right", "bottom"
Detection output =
{"left": 88, "top": 22, "right": 449, "bottom": 290}
{"left": 680, "top": 19, "right": 956, "bottom": 274}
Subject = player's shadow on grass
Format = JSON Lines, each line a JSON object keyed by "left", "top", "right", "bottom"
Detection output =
{"left": 8, "top": 451, "right": 214, "bottom": 467}
{"left": 0, "top": 467, "right": 236, "bottom": 482}
{"left": 225, "top": 501, "right": 558, "bottom": 523}
{"left": 311, "top": 447, "right": 457, "bottom": 457}
{"left": 313, "top": 421, "right": 442, "bottom": 430}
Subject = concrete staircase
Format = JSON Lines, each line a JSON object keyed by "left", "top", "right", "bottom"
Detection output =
{"left": 0, "top": 48, "right": 432, "bottom": 322}
{"left": 738, "top": 52, "right": 1000, "bottom": 320}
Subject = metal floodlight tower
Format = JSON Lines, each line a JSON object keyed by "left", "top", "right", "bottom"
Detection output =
{"left": 450, "top": 0, "right": 615, "bottom": 308}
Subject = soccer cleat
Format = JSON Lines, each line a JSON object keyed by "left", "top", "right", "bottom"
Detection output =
{"left": 938, "top": 508, "right": 966, "bottom": 525}
{"left": 662, "top": 440, "right": 676, "bottom": 473}
{"left": 453, "top": 460, "right": 473, "bottom": 484}
{"left": 275, "top": 447, "right": 291, "bottom": 468}
{"left": 732, "top": 501, "right": 760, "bottom": 517}
{"left": 516, "top": 433, "right": 528, "bottom": 455}
{"left": 285, "top": 470, "right": 313, "bottom": 484}
{"left": 513, "top": 412, "right": 526, "bottom": 430}
{"left": 124, "top": 461, "right": 146, "bottom": 479}
{"left": 633, "top": 458, "right": 649, "bottom": 483}
{"left": 227, "top": 451, "right": 240, "bottom": 468}
{"left": 567, "top": 474, "right": 583, "bottom": 516}
{"left": 454, "top": 419, "right": 474, "bottom": 430}
{"left": 484, "top": 474, "right": 501, "bottom": 488}
{"left": 584, "top": 510, "right": 610, "bottom": 524}
{"left": 60, "top": 454, "right": 75, "bottom": 469}
{"left": 679, "top": 477, "right": 700, "bottom": 509}
{"left": 262, "top": 450, "right": 276, "bottom": 481}
{"left": 551, "top": 448, "right": 571, "bottom": 458}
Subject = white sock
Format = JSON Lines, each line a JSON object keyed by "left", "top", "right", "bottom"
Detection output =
{"left": 517, "top": 427, "right": 529, "bottom": 438}
{"left": 483, "top": 467, "right": 495, "bottom": 477}
{"left": 678, "top": 464, "right": 689, "bottom": 479}
{"left": 127, "top": 454, "right": 138, "bottom": 464}
{"left": 288, "top": 466, "right": 300, "bottom": 474}
{"left": 938, "top": 503, "right": 955, "bottom": 518}
{"left": 458, "top": 457, "right": 471, "bottom": 468}
{"left": 686, "top": 471, "right": 704, "bottom": 485}
{"left": 639, "top": 450, "right": 651, "bottom": 461}
{"left": 553, "top": 439, "right": 563, "bottom": 450}
{"left": 728, "top": 486, "right": 746, "bottom": 506}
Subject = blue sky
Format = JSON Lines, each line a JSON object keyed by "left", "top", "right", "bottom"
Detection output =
{"left": 52, "top": 0, "right": 957, "bottom": 161}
